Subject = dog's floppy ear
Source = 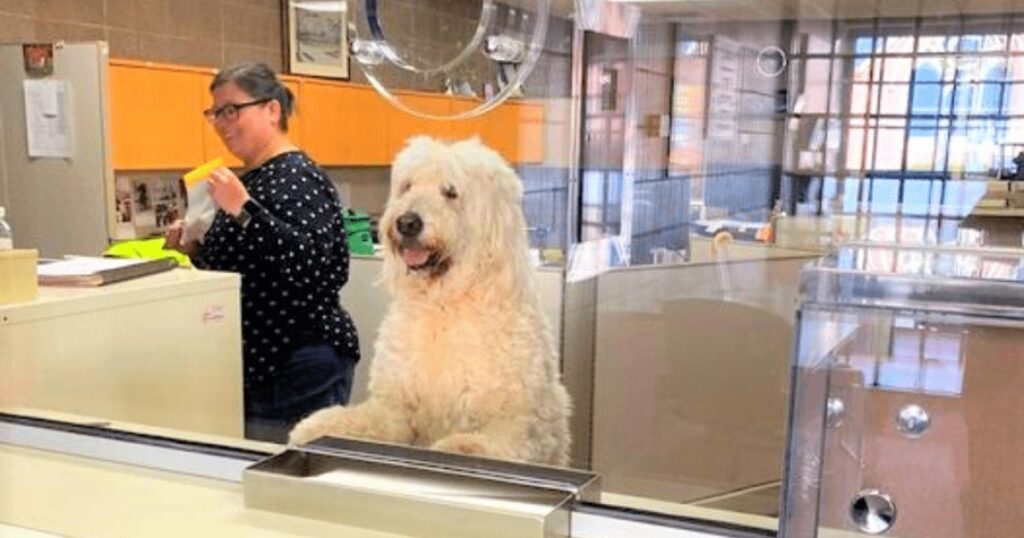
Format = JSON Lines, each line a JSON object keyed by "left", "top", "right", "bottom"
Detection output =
{"left": 453, "top": 138, "right": 528, "bottom": 271}
{"left": 379, "top": 136, "right": 439, "bottom": 293}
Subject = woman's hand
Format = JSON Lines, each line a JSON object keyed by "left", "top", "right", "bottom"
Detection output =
{"left": 207, "top": 166, "right": 250, "bottom": 217}
{"left": 165, "top": 219, "right": 198, "bottom": 256}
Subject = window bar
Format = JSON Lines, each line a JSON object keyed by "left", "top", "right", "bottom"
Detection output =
{"left": 819, "top": 18, "right": 840, "bottom": 217}
{"left": 866, "top": 18, "right": 883, "bottom": 215}
{"left": 942, "top": 21, "right": 965, "bottom": 177}
{"left": 926, "top": 50, "right": 943, "bottom": 233}
{"left": 898, "top": 18, "right": 924, "bottom": 216}
{"left": 959, "top": 46, "right": 979, "bottom": 177}
{"left": 836, "top": 18, "right": 854, "bottom": 184}
{"left": 998, "top": 21, "right": 1012, "bottom": 181}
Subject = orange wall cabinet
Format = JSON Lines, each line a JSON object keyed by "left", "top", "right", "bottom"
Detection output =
{"left": 109, "top": 63, "right": 206, "bottom": 170}
{"left": 449, "top": 98, "right": 486, "bottom": 143}
{"left": 301, "top": 81, "right": 389, "bottom": 166}
{"left": 384, "top": 94, "right": 458, "bottom": 160}
{"left": 511, "top": 101, "right": 545, "bottom": 164}
{"left": 449, "top": 99, "right": 545, "bottom": 164}
{"left": 109, "top": 59, "right": 545, "bottom": 170}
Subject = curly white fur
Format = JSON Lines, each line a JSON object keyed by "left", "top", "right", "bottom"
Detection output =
{"left": 289, "top": 136, "right": 572, "bottom": 465}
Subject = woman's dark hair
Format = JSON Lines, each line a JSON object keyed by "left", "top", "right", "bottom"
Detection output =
{"left": 210, "top": 62, "right": 295, "bottom": 132}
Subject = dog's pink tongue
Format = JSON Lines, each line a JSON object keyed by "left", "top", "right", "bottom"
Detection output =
{"left": 402, "top": 248, "right": 430, "bottom": 267}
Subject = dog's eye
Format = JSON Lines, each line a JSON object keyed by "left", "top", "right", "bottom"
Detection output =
{"left": 442, "top": 184, "right": 458, "bottom": 200}
{"left": 399, "top": 182, "right": 412, "bottom": 195}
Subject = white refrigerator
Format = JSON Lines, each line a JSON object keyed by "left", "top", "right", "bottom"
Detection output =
{"left": 0, "top": 41, "right": 114, "bottom": 258}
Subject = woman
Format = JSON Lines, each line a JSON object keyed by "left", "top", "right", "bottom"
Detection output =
{"left": 167, "top": 62, "right": 359, "bottom": 442}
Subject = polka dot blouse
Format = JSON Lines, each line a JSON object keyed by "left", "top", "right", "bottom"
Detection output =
{"left": 194, "top": 151, "right": 359, "bottom": 395}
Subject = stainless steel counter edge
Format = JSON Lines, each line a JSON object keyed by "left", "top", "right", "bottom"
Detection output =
{"left": 0, "top": 417, "right": 258, "bottom": 482}
{"left": 0, "top": 416, "right": 771, "bottom": 538}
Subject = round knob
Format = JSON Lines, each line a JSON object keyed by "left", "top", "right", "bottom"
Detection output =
{"left": 850, "top": 489, "right": 897, "bottom": 534}
{"left": 484, "top": 35, "right": 526, "bottom": 63}
{"left": 351, "top": 39, "right": 386, "bottom": 66}
{"left": 826, "top": 397, "right": 845, "bottom": 428}
{"left": 756, "top": 46, "right": 787, "bottom": 77}
{"left": 896, "top": 404, "right": 931, "bottom": 438}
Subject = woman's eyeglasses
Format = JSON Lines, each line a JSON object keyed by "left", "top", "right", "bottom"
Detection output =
{"left": 203, "top": 98, "right": 271, "bottom": 123}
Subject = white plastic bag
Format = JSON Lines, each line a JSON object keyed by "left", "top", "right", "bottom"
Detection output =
{"left": 181, "top": 180, "right": 218, "bottom": 245}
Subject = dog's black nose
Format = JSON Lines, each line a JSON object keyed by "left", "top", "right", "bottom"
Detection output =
{"left": 396, "top": 211, "right": 423, "bottom": 238}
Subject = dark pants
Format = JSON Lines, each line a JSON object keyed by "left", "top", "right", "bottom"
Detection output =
{"left": 245, "top": 342, "right": 356, "bottom": 443}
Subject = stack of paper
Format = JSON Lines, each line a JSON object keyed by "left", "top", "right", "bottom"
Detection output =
{"left": 37, "top": 256, "right": 177, "bottom": 287}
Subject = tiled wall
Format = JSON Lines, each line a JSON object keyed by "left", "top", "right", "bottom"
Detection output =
{"left": 1, "top": 0, "right": 578, "bottom": 247}
{"left": 0, "top": 0, "right": 284, "bottom": 70}
{"left": 0, "top": 0, "right": 570, "bottom": 91}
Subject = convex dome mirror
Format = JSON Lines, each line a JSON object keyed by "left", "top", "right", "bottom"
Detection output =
{"left": 350, "top": 0, "right": 551, "bottom": 119}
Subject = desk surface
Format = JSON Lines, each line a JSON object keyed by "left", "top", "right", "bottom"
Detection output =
{"left": 0, "top": 267, "right": 239, "bottom": 324}
{"left": 0, "top": 444, "right": 408, "bottom": 538}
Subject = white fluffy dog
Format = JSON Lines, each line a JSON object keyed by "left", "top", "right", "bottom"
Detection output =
{"left": 289, "top": 136, "right": 572, "bottom": 466}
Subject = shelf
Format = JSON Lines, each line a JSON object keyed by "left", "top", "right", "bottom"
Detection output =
{"left": 970, "top": 207, "right": 1024, "bottom": 217}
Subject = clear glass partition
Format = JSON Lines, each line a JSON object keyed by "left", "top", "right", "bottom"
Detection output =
{"left": 783, "top": 244, "right": 1024, "bottom": 537}
{"left": 558, "top": 0, "right": 1024, "bottom": 528}
{"left": 4, "top": 0, "right": 1024, "bottom": 536}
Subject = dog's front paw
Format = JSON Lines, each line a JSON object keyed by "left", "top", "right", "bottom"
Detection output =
{"left": 431, "top": 433, "right": 491, "bottom": 457}
{"left": 288, "top": 406, "right": 348, "bottom": 446}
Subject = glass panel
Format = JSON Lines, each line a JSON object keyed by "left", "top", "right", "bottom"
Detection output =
{"left": 853, "top": 51, "right": 884, "bottom": 83}
{"left": 885, "top": 35, "right": 915, "bottom": 54}
{"left": 920, "top": 18, "right": 962, "bottom": 52}
{"left": 880, "top": 83, "right": 910, "bottom": 114}
{"left": 914, "top": 56, "right": 944, "bottom": 82}
{"left": 854, "top": 35, "right": 878, "bottom": 56}
{"left": 849, "top": 82, "right": 878, "bottom": 115}
{"left": 883, "top": 57, "right": 913, "bottom": 82}
{"left": 796, "top": 19, "right": 836, "bottom": 55}
{"left": 783, "top": 246, "right": 1024, "bottom": 537}
{"left": 907, "top": 124, "right": 938, "bottom": 170}
{"left": 980, "top": 57, "right": 1008, "bottom": 81}
{"left": 12, "top": 1, "right": 1024, "bottom": 536}
{"left": 868, "top": 177, "right": 901, "bottom": 213}
{"left": 803, "top": 59, "right": 837, "bottom": 113}
{"left": 910, "top": 81, "right": 942, "bottom": 115}
{"left": 874, "top": 128, "right": 907, "bottom": 170}
{"left": 846, "top": 127, "right": 867, "bottom": 171}
{"left": 902, "top": 179, "right": 934, "bottom": 215}
{"left": 980, "top": 34, "right": 1008, "bottom": 52}
{"left": 946, "top": 82, "right": 970, "bottom": 114}
{"left": 918, "top": 35, "right": 952, "bottom": 54}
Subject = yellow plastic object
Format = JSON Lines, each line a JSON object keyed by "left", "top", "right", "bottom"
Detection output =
{"left": 183, "top": 157, "right": 224, "bottom": 187}
{"left": 0, "top": 248, "right": 38, "bottom": 304}
{"left": 105, "top": 237, "right": 192, "bottom": 267}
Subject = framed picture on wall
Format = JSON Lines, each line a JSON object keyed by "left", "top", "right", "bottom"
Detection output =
{"left": 285, "top": 0, "right": 349, "bottom": 80}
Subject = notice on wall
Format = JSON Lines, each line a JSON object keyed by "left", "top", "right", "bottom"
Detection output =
{"left": 23, "top": 79, "right": 73, "bottom": 158}
{"left": 707, "top": 36, "right": 739, "bottom": 140}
